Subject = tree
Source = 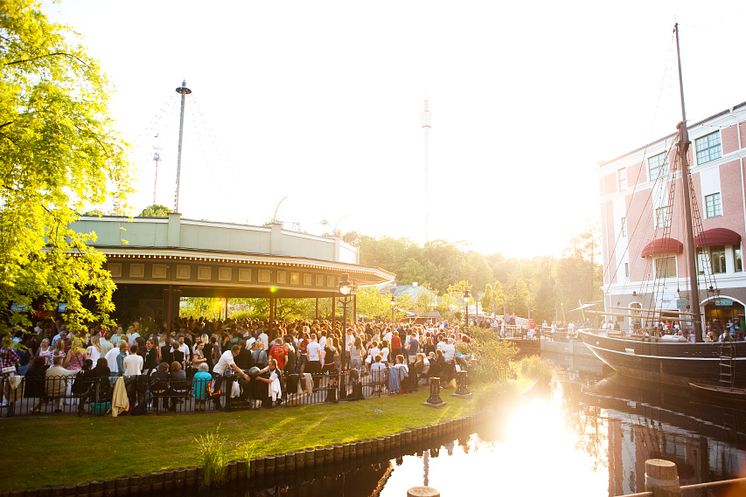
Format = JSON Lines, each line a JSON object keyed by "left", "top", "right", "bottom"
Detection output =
{"left": 139, "top": 204, "right": 170, "bottom": 217}
{"left": 481, "top": 281, "right": 505, "bottom": 316}
{"left": 0, "top": 1, "right": 129, "bottom": 335}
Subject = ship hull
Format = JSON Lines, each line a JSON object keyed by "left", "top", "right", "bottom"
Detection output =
{"left": 579, "top": 331, "right": 746, "bottom": 388}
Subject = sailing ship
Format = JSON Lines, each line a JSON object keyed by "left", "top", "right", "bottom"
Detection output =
{"left": 579, "top": 24, "right": 746, "bottom": 389}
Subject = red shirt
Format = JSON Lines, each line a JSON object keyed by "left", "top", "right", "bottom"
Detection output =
{"left": 391, "top": 335, "right": 402, "bottom": 350}
{"left": 269, "top": 345, "right": 287, "bottom": 369}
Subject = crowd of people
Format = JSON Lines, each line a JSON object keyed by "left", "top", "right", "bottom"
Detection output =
{"left": 0, "top": 316, "right": 472, "bottom": 415}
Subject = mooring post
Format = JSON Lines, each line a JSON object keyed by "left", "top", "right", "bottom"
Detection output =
{"left": 424, "top": 377, "right": 445, "bottom": 408}
{"left": 645, "top": 459, "right": 681, "bottom": 497}
{"left": 452, "top": 370, "right": 471, "bottom": 398}
{"left": 407, "top": 487, "right": 440, "bottom": 497}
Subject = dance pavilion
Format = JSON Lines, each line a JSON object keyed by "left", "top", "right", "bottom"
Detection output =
{"left": 72, "top": 213, "right": 395, "bottom": 326}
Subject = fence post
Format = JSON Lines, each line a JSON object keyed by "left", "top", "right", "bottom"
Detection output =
{"left": 645, "top": 459, "right": 681, "bottom": 497}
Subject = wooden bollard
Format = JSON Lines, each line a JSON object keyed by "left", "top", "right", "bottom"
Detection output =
{"left": 645, "top": 459, "right": 681, "bottom": 497}
{"left": 113, "top": 478, "right": 128, "bottom": 497}
{"left": 304, "top": 448, "right": 315, "bottom": 468}
{"left": 333, "top": 445, "right": 344, "bottom": 464}
{"left": 126, "top": 477, "right": 140, "bottom": 495}
{"left": 37, "top": 489, "right": 51, "bottom": 497}
{"left": 407, "top": 486, "right": 440, "bottom": 497}
{"left": 348, "top": 443, "right": 357, "bottom": 460}
{"left": 162, "top": 471, "right": 174, "bottom": 492}
{"left": 248, "top": 458, "right": 257, "bottom": 479}
{"left": 76, "top": 483, "right": 90, "bottom": 497}
{"left": 375, "top": 438, "right": 385, "bottom": 453}
{"left": 238, "top": 459, "right": 248, "bottom": 480}
{"left": 364, "top": 439, "right": 373, "bottom": 457}
{"left": 295, "top": 450, "right": 305, "bottom": 470}
{"left": 384, "top": 435, "right": 392, "bottom": 452}
{"left": 52, "top": 488, "right": 65, "bottom": 497}
{"left": 322, "top": 446, "right": 333, "bottom": 465}
{"left": 148, "top": 472, "right": 163, "bottom": 493}
{"left": 184, "top": 468, "right": 197, "bottom": 486}
{"left": 63, "top": 486, "right": 77, "bottom": 497}
{"left": 255, "top": 457, "right": 266, "bottom": 477}
{"left": 227, "top": 462, "right": 239, "bottom": 482}
{"left": 286, "top": 452, "right": 296, "bottom": 472}
{"left": 342, "top": 443, "right": 351, "bottom": 462}
{"left": 175, "top": 469, "right": 188, "bottom": 487}
{"left": 88, "top": 482, "right": 103, "bottom": 497}
{"left": 276, "top": 453, "right": 287, "bottom": 474}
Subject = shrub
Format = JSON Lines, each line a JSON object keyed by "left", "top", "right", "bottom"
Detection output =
{"left": 195, "top": 426, "right": 227, "bottom": 486}
{"left": 461, "top": 327, "right": 517, "bottom": 383}
{"left": 514, "top": 355, "right": 553, "bottom": 385}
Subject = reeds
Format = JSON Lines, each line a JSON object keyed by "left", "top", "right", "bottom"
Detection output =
{"left": 194, "top": 425, "right": 227, "bottom": 486}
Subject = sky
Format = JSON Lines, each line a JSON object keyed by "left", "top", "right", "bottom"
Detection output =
{"left": 43, "top": 0, "right": 746, "bottom": 258}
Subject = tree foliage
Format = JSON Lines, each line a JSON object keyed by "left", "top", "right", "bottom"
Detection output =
{"left": 0, "top": 0, "right": 129, "bottom": 334}
{"left": 359, "top": 231, "right": 603, "bottom": 323}
{"left": 138, "top": 204, "right": 170, "bottom": 217}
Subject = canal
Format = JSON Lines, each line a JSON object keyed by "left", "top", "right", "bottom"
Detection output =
{"left": 225, "top": 356, "right": 746, "bottom": 497}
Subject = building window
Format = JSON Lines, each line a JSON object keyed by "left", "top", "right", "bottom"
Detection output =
{"left": 655, "top": 206, "right": 671, "bottom": 228}
{"left": 624, "top": 262, "right": 629, "bottom": 278}
{"left": 736, "top": 246, "right": 743, "bottom": 272}
{"left": 704, "top": 192, "right": 722, "bottom": 218}
{"left": 618, "top": 168, "right": 627, "bottom": 191}
{"left": 695, "top": 131, "right": 722, "bottom": 165}
{"left": 710, "top": 246, "right": 726, "bottom": 274}
{"left": 648, "top": 152, "right": 669, "bottom": 181}
{"left": 655, "top": 256, "right": 676, "bottom": 278}
{"left": 620, "top": 217, "right": 627, "bottom": 237}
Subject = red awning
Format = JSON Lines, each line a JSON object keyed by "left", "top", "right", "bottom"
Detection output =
{"left": 695, "top": 228, "right": 741, "bottom": 248}
{"left": 641, "top": 237, "right": 683, "bottom": 258}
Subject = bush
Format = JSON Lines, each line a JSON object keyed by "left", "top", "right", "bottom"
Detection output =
{"left": 461, "top": 327, "right": 517, "bottom": 383}
{"left": 195, "top": 426, "right": 227, "bottom": 486}
{"left": 514, "top": 355, "right": 553, "bottom": 385}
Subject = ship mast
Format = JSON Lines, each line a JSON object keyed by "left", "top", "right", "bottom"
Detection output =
{"left": 674, "top": 23, "right": 703, "bottom": 341}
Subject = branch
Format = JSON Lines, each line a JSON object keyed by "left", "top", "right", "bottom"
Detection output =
{"left": 0, "top": 121, "right": 14, "bottom": 130}
{"left": 4, "top": 51, "right": 90, "bottom": 69}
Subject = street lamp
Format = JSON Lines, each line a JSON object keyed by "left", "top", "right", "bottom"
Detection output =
{"left": 338, "top": 274, "right": 357, "bottom": 333}
{"left": 390, "top": 294, "right": 396, "bottom": 323}
{"left": 463, "top": 289, "right": 471, "bottom": 330}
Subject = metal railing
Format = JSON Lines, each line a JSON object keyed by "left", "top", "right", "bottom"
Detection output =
{"left": 0, "top": 366, "right": 429, "bottom": 417}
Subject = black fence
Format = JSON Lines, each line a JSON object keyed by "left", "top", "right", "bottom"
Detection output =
{"left": 0, "top": 366, "right": 428, "bottom": 417}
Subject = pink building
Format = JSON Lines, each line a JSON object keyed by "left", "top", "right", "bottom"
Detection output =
{"left": 599, "top": 102, "right": 746, "bottom": 332}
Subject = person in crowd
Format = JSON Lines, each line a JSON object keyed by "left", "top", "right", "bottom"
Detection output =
{"left": 105, "top": 340, "right": 123, "bottom": 374}
{"left": 115, "top": 340, "right": 129, "bottom": 375}
{"left": 387, "top": 354, "right": 408, "bottom": 394}
{"left": 192, "top": 363, "right": 212, "bottom": 412}
{"left": 269, "top": 338, "right": 287, "bottom": 372}
{"left": 26, "top": 357, "right": 48, "bottom": 412}
{"left": 36, "top": 338, "right": 54, "bottom": 367}
{"left": 235, "top": 339, "right": 252, "bottom": 370}
{"left": 44, "top": 355, "right": 78, "bottom": 413}
{"left": 171, "top": 334, "right": 191, "bottom": 371}
{"left": 123, "top": 344, "right": 143, "bottom": 377}
{"left": 86, "top": 335, "right": 103, "bottom": 367}
{"left": 250, "top": 339, "right": 268, "bottom": 369}
{"left": 370, "top": 354, "right": 387, "bottom": 394}
{"left": 306, "top": 333, "right": 322, "bottom": 388}
{"left": 212, "top": 345, "right": 251, "bottom": 409}
{"left": 72, "top": 359, "right": 96, "bottom": 415}
{"left": 192, "top": 339, "right": 208, "bottom": 371}
{"left": 406, "top": 331, "right": 419, "bottom": 365}
{"left": 283, "top": 336, "right": 296, "bottom": 374}
{"left": 349, "top": 336, "right": 364, "bottom": 372}
{"left": 142, "top": 339, "right": 159, "bottom": 375}
{"left": 391, "top": 331, "right": 402, "bottom": 361}
{"left": 1, "top": 336, "right": 21, "bottom": 407}
{"left": 150, "top": 362, "right": 172, "bottom": 411}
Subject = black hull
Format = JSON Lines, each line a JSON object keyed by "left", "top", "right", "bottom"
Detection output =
{"left": 579, "top": 331, "right": 746, "bottom": 388}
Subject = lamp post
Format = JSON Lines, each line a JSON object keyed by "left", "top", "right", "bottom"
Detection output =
{"left": 390, "top": 294, "right": 396, "bottom": 323}
{"left": 463, "top": 289, "right": 470, "bottom": 330}
{"left": 338, "top": 274, "right": 357, "bottom": 336}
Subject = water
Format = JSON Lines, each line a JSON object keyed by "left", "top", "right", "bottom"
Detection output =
{"left": 223, "top": 362, "right": 746, "bottom": 497}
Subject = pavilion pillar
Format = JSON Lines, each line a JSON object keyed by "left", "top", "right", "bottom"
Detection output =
{"left": 165, "top": 285, "right": 175, "bottom": 331}
{"left": 269, "top": 296, "right": 275, "bottom": 320}
{"left": 353, "top": 294, "right": 357, "bottom": 324}
{"left": 332, "top": 297, "right": 336, "bottom": 326}
{"left": 315, "top": 298, "right": 319, "bottom": 319}
{"left": 224, "top": 297, "right": 229, "bottom": 320}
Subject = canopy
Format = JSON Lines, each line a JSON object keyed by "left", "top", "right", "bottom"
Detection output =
{"left": 695, "top": 228, "right": 741, "bottom": 248}
{"left": 641, "top": 237, "right": 683, "bottom": 258}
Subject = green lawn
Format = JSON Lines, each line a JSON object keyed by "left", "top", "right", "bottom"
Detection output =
{"left": 0, "top": 384, "right": 501, "bottom": 491}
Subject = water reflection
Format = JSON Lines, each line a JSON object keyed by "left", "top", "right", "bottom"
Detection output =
{"left": 225, "top": 367, "right": 746, "bottom": 497}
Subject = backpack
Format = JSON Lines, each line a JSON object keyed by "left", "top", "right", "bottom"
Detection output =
{"left": 207, "top": 377, "right": 222, "bottom": 397}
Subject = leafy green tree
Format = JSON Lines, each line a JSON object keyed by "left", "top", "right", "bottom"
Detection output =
{"left": 0, "top": 0, "right": 129, "bottom": 335}
{"left": 505, "top": 277, "right": 530, "bottom": 316}
{"left": 481, "top": 281, "right": 505, "bottom": 316}
{"left": 354, "top": 287, "right": 391, "bottom": 320}
{"left": 139, "top": 204, "right": 171, "bottom": 217}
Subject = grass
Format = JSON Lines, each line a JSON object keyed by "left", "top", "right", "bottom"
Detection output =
{"left": 0, "top": 383, "right": 499, "bottom": 491}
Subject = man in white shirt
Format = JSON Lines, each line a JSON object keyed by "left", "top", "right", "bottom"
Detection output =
{"left": 123, "top": 344, "right": 143, "bottom": 377}
{"left": 105, "top": 340, "right": 125, "bottom": 374}
{"left": 306, "top": 334, "right": 322, "bottom": 387}
{"left": 213, "top": 345, "right": 251, "bottom": 409}
{"left": 258, "top": 330, "right": 269, "bottom": 351}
